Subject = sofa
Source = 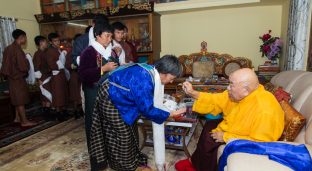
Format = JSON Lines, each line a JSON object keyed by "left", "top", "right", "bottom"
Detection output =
{"left": 217, "top": 70, "right": 312, "bottom": 171}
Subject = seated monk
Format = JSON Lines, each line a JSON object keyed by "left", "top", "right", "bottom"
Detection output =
{"left": 175, "top": 68, "right": 285, "bottom": 171}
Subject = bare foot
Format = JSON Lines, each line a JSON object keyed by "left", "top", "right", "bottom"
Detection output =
{"left": 13, "top": 119, "right": 20, "bottom": 123}
{"left": 14, "top": 114, "right": 20, "bottom": 123}
{"left": 20, "top": 121, "right": 37, "bottom": 127}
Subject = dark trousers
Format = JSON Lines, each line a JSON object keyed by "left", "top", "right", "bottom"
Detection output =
{"left": 191, "top": 119, "right": 224, "bottom": 171}
{"left": 82, "top": 84, "right": 99, "bottom": 170}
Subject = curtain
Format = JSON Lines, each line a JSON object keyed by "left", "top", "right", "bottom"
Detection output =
{"left": 285, "top": 0, "right": 311, "bottom": 70}
{"left": 0, "top": 17, "right": 16, "bottom": 69}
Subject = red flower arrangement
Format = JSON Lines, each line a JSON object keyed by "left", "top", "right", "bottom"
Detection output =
{"left": 259, "top": 30, "right": 282, "bottom": 60}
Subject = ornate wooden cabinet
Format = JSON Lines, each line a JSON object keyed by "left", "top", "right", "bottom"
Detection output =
{"left": 35, "top": 2, "right": 160, "bottom": 63}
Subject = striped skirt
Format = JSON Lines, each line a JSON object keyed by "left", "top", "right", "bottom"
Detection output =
{"left": 90, "top": 82, "right": 147, "bottom": 171}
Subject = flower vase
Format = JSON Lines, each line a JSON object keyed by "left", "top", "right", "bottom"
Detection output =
{"left": 271, "top": 59, "right": 278, "bottom": 66}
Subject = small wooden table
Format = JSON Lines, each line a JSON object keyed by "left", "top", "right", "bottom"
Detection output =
{"left": 138, "top": 116, "right": 198, "bottom": 157}
{"left": 138, "top": 98, "right": 198, "bottom": 157}
{"left": 140, "top": 79, "right": 229, "bottom": 157}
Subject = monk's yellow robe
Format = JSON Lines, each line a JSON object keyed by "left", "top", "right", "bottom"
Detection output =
{"left": 192, "top": 85, "right": 284, "bottom": 142}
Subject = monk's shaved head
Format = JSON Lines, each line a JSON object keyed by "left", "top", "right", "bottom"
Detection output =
{"left": 231, "top": 68, "right": 259, "bottom": 92}
{"left": 228, "top": 68, "right": 259, "bottom": 102}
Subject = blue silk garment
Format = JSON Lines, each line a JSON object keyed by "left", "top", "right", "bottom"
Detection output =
{"left": 106, "top": 63, "right": 170, "bottom": 125}
{"left": 219, "top": 139, "right": 312, "bottom": 171}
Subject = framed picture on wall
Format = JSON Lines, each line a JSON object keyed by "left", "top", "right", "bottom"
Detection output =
{"left": 137, "top": 22, "right": 151, "bottom": 52}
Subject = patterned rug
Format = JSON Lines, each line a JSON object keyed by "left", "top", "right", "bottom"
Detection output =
{"left": 0, "top": 108, "right": 63, "bottom": 148}
{"left": 0, "top": 119, "right": 202, "bottom": 171}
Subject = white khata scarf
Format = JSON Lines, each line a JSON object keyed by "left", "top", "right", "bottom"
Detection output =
{"left": 76, "top": 26, "right": 96, "bottom": 66}
{"left": 25, "top": 53, "right": 35, "bottom": 85}
{"left": 25, "top": 53, "right": 52, "bottom": 102}
{"left": 152, "top": 68, "right": 168, "bottom": 171}
{"left": 89, "top": 27, "right": 125, "bottom": 64}
{"left": 88, "top": 26, "right": 96, "bottom": 46}
{"left": 112, "top": 40, "right": 126, "bottom": 64}
{"left": 90, "top": 40, "right": 112, "bottom": 60}
{"left": 55, "top": 50, "right": 70, "bottom": 80}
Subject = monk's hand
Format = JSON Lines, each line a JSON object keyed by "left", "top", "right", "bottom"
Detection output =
{"left": 102, "top": 62, "right": 118, "bottom": 72}
{"left": 211, "top": 131, "right": 224, "bottom": 143}
{"left": 182, "top": 81, "right": 193, "bottom": 94}
{"left": 182, "top": 81, "right": 200, "bottom": 99}
{"left": 169, "top": 108, "right": 186, "bottom": 118}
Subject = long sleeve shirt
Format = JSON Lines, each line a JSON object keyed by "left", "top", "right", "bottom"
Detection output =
{"left": 78, "top": 46, "right": 102, "bottom": 87}
{"left": 33, "top": 49, "right": 50, "bottom": 81}
{"left": 192, "top": 85, "right": 284, "bottom": 142}
{"left": 72, "top": 33, "right": 89, "bottom": 66}
{"left": 45, "top": 46, "right": 61, "bottom": 71}
{"left": 108, "top": 65, "right": 170, "bottom": 125}
{"left": 1, "top": 42, "right": 29, "bottom": 80}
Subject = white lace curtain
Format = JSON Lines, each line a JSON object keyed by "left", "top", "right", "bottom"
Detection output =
{"left": 0, "top": 17, "right": 16, "bottom": 69}
{"left": 285, "top": 0, "right": 311, "bottom": 70}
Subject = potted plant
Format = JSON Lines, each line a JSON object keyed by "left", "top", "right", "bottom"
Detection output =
{"left": 259, "top": 30, "right": 282, "bottom": 65}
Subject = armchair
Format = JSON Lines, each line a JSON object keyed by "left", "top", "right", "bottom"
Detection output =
{"left": 219, "top": 71, "right": 312, "bottom": 171}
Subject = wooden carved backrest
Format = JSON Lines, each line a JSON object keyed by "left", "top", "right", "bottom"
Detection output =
{"left": 179, "top": 52, "right": 235, "bottom": 76}
{"left": 178, "top": 42, "right": 253, "bottom": 76}
{"left": 232, "top": 57, "right": 253, "bottom": 68}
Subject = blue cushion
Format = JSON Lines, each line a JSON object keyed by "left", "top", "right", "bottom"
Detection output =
{"left": 203, "top": 113, "right": 223, "bottom": 120}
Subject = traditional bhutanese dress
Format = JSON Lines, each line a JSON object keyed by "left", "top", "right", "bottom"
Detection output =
{"left": 90, "top": 63, "right": 170, "bottom": 171}
{"left": 65, "top": 51, "right": 81, "bottom": 104}
{"left": 45, "top": 46, "right": 67, "bottom": 108}
{"left": 33, "top": 49, "right": 52, "bottom": 103}
{"left": 0, "top": 42, "right": 30, "bottom": 106}
{"left": 78, "top": 42, "right": 119, "bottom": 156}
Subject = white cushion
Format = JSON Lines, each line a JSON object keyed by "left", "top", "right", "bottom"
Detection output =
{"left": 270, "top": 70, "right": 306, "bottom": 89}
{"left": 294, "top": 128, "right": 306, "bottom": 144}
{"left": 305, "top": 123, "right": 312, "bottom": 145}
{"left": 224, "top": 142, "right": 312, "bottom": 171}
{"left": 226, "top": 153, "right": 292, "bottom": 171}
{"left": 287, "top": 73, "right": 312, "bottom": 102}
{"left": 217, "top": 144, "right": 226, "bottom": 161}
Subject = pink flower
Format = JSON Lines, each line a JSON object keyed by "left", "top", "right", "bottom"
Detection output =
{"left": 262, "top": 45, "right": 270, "bottom": 54}
{"left": 262, "top": 33, "right": 271, "bottom": 41}
{"left": 259, "top": 30, "right": 282, "bottom": 59}
{"left": 274, "top": 38, "right": 283, "bottom": 47}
